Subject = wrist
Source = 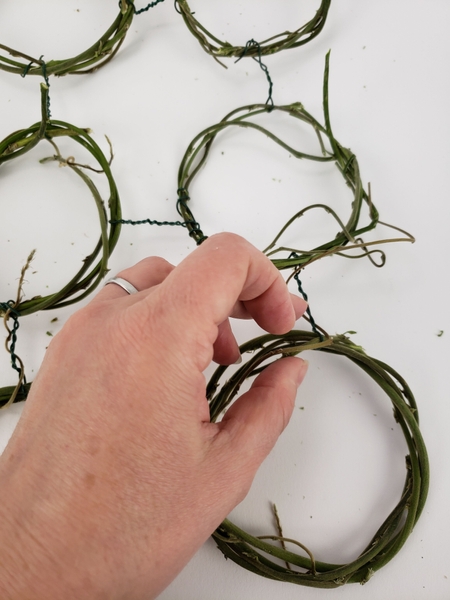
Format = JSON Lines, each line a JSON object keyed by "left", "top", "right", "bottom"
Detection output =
{"left": 0, "top": 453, "right": 107, "bottom": 600}
{"left": 0, "top": 475, "right": 64, "bottom": 599}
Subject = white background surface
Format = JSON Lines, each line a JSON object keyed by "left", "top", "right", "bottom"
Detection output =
{"left": 0, "top": 1, "right": 449, "bottom": 598}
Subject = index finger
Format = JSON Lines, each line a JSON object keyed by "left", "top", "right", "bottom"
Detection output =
{"left": 156, "top": 232, "right": 300, "bottom": 335}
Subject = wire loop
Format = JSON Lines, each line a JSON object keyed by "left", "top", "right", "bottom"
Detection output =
{"left": 236, "top": 40, "right": 274, "bottom": 107}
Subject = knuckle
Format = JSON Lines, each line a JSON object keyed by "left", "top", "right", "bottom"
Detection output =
{"left": 137, "top": 256, "right": 173, "bottom": 271}
{"left": 120, "top": 256, "right": 174, "bottom": 279}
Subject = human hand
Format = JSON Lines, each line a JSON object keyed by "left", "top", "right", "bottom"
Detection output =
{"left": 0, "top": 233, "right": 308, "bottom": 599}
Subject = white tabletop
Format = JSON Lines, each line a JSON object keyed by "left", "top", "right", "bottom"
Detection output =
{"left": 1, "top": 1, "right": 449, "bottom": 599}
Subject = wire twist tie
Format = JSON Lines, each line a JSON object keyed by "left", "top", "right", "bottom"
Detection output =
{"left": 0, "top": 300, "right": 26, "bottom": 382}
{"left": 236, "top": 39, "right": 274, "bottom": 109}
{"left": 288, "top": 253, "right": 323, "bottom": 341}
{"left": 123, "top": 0, "right": 166, "bottom": 14}
{"left": 176, "top": 189, "right": 207, "bottom": 244}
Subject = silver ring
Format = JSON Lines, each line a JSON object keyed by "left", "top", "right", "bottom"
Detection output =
{"left": 104, "top": 277, "right": 139, "bottom": 295}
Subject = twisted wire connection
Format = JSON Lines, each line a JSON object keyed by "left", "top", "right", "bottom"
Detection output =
{"left": 289, "top": 253, "right": 323, "bottom": 341}
{"left": 111, "top": 217, "right": 186, "bottom": 227}
{"left": 176, "top": 189, "right": 207, "bottom": 244}
{"left": 0, "top": 302, "right": 23, "bottom": 378}
{"left": 0, "top": 301, "right": 29, "bottom": 408}
{"left": 236, "top": 40, "right": 274, "bottom": 108}
{"left": 109, "top": 188, "right": 207, "bottom": 244}
{"left": 129, "top": 0, "right": 166, "bottom": 14}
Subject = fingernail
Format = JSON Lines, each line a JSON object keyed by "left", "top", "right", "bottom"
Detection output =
{"left": 234, "top": 355, "right": 242, "bottom": 365}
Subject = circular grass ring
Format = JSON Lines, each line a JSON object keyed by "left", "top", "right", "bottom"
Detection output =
{"left": 176, "top": 53, "right": 415, "bottom": 271}
{"left": 0, "top": 84, "right": 121, "bottom": 408}
{"left": 207, "top": 330, "right": 429, "bottom": 587}
{"left": 176, "top": 88, "right": 378, "bottom": 271}
{"left": 0, "top": 86, "right": 121, "bottom": 314}
{"left": 0, "top": 1, "right": 137, "bottom": 76}
{"left": 175, "top": 0, "right": 331, "bottom": 65}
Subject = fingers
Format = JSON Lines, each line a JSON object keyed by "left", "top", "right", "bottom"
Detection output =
{"left": 241, "top": 277, "right": 305, "bottom": 333}
{"left": 212, "top": 319, "right": 241, "bottom": 365}
{"left": 94, "top": 257, "right": 175, "bottom": 302}
{"left": 229, "top": 293, "right": 307, "bottom": 321}
{"left": 213, "top": 294, "right": 306, "bottom": 363}
{"left": 208, "top": 357, "right": 308, "bottom": 505}
{"left": 290, "top": 295, "right": 309, "bottom": 321}
{"left": 156, "top": 233, "right": 306, "bottom": 340}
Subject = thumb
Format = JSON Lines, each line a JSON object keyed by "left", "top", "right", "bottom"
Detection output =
{"left": 210, "top": 356, "right": 308, "bottom": 504}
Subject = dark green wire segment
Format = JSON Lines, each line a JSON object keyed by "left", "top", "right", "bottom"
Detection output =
{"left": 175, "top": 0, "right": 331, "bottom": 67}
{"left": 177, "top": 53, "right": 380, "bottom": 271}
{"left": 207, "top": 330, "right": 429, "bottom": 587}
{"left": 133, "top": 0, "right": 166, "bottom": 14}
{"left": 0, "top": 0, "right": 162, "bottom": 76}
{"left": 0, "top": 84, "right": 121, "bottom": 408}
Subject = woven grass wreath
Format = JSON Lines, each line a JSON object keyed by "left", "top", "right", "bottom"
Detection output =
{"left": 0, "top": 0, "right": 146, "bottom": 77}
{"left": 207, "top": 330, "right": 429, "bottom": 587}
{"left": 0, "top": 84, "right": 121, "bottom": 407}
{"left": 176, "top": 53, "right": 414, "bottom": 271}
{"left": 175, "top": 0, "right": 332, "bottom": 66}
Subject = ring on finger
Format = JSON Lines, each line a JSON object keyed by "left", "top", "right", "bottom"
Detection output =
{"left": 104, "top": 276, "right": 139, "bottom": 295}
